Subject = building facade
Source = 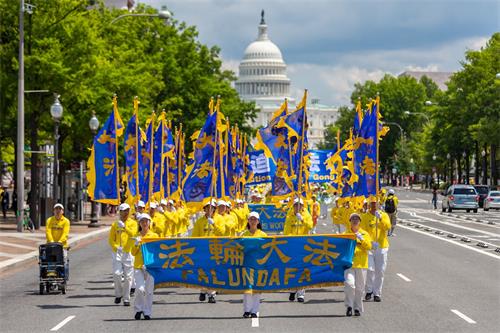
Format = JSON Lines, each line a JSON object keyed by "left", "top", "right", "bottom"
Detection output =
{"left": 235, "top": 11, "right": 338, "bottom": 148}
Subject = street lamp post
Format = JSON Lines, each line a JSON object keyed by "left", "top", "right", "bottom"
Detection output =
{"left": 50, "top": 95, "right": 63, "bottom": 203}
{"left": 447, "top": 153, "right": 452, "bottom": 184}
{"left": 481, "top": 148, "right": 487, "bottom": 185}
{"left": 88, "top": 111, "right": 100, "bottom": 228}
{"left": 110, "top": 7, "right": 172, "bottom": 24}
{"left": 404, "top": 110, "right": 431, "bottom": 122}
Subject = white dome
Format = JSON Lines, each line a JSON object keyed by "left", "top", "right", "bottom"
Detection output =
{"left": 235, "top": 11, "right": 292, "bottom": 103}
{"left": 243, "top": 40, "right": 283, "bottom": 60}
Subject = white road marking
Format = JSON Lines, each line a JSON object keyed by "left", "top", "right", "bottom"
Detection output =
{"left": 416, "top": 198, "right": 428, "bottom": 202}
{"left": 407, "top": 213, "right": 499, "bottom": 237}
{"left": 433, "top": 212, "right": 500, "bottom": 230}
{"left": 0, "top": 240, "right": 37, "bottom": 250}
{"left": 398, "top": 224, "right": 500, "bottom": 260}
{"left": 451, "top": 309, "right": 476, "bottom": 324}
{"left": 251, "top": 312, "right": 259, "bottom": 327}
{"left": 321, "top": 223, "right": 327, "bottom": 226}
{"left": 0, "top": 252, "right": 16, "bottom": 258}
{"left": 50, "top": 316, "right": 76, "bottom": 331}
{"left": 396, "top": 273, "right": 411, "bottom": 282}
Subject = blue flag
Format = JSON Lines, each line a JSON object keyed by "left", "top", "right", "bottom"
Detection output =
{"left": 87, "top": 98, "right": 124, "bottom": 204}
{"left": 140, "top": 118, "right": 154, "bottom": 204}
{"left": 124, "top": 113, "right": 141, "bottom": 201}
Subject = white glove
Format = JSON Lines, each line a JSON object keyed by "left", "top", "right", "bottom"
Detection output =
{"left": 375, "top": 211, "right": 381, "bottom": 219}
{"left": 372, "top": 241, "right": 379, "bottom": 249}
{"left": 138, "top": 285, "right": 146, "bottom": 296}
{"left": 134, "top": 236, "right": 142, "bottom": 246}
{"left": 296, "top": 213, "right": 303, "bottom": 222}
{"left": 117, "top": 221, "right": 125, "bottom": 228}
{"left": 356, "top": 232, "right": 364, "bottom": 241}
{"left": 207, "top": 218, "right": 214, "bottom": 225}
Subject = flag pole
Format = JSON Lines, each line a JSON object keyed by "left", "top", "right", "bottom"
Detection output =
{"left": 296, "top": 90, "right": 308, "bottom": 199}
{"left": 148, "top": 111, "right": 155, "bottom": 205}
{"left": 134, "top": 97, "right": 140, "bottom": 205}
{"left": 112, "top": 95, "right": 121, "bottom": 205}
{"left": 210, "top": 97, "right": 218, "bottom": 206}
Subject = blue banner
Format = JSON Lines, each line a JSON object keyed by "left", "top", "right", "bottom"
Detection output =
{"left": 246, "top": 150, "right": 276, "bottom": 185}
{"left": 248, "top": 204, "right": 286, "bottom": 232}
{"left": 308, "top": 149, "right": 336, "bottom": 183}
{"left": 142, "top": 235, "right": 356, "bottom": 292}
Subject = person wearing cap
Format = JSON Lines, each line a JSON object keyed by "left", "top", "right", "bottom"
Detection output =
{"left": 361, "top": 196, "right": 391, "bottom": 303}
{"left": 108, "top": 203, "right": 138, "bottom": 306}
{"left": 131, "top": 213, "right": 158, "bottom": 320}
{"left": 241, "top": 211, "right": 267, "bottom": 318}
{"left": 163, "top": 199, "right": 179, "bottom": 237}
{"left": 175, "top": 200, "right": 190, "bottom": 237}
{"left": 284, "top": 196, "right": 313, "bottom": 302}
{"left": 215, "top": 200, "right": 237, "bottom": 237}
{"left": 46, "top": 203, "right": 70, "bottom": 249}
{"left": 343, "top": 212, "right": 372, "bottom": 317}
{"left": 233, "top": 199, "right": 249, "bottom": 234}
{"left": 311, "top": 195, "right": 320, "bottom": 234}
{"left": 192, "top": 199, "right": 225, "bottom": 303}
{"left": 149, "top": 202, "right": 166, "bottom": 237}
{"left": 135, "top": 201, "right": 146, "bottom": 220}
{"left": 383, "top": 189, "right": 399, "bottom": 236}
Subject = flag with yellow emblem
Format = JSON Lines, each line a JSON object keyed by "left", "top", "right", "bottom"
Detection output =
{"left": 87, "top": 96, "right": 124, "bottom": 204}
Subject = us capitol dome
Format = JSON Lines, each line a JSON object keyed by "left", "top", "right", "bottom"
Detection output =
{"left": 236, "top": 11, "right": 338, "bottom": 148}
{"left": 235, "top": 10, "right": 293, "bottom": 104}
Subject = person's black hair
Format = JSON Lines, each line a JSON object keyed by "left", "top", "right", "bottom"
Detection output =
{"left": 246, "top": 221, "right": 262, "bottom": 230}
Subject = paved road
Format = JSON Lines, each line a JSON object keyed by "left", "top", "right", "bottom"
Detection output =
{"left": 0, "top": 190, "right": 499, "bottom": 332}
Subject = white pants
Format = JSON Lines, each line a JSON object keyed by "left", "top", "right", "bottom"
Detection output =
{"left": 134, "top": 269, "right": 154, "bottom": 316}
{"left": 344, "top": 268, "right": 367, "bottom": 312}
{"left": 366, "top": 247, "right": 388, "bottom": 297}
{"left": 297, "top": 289, "right": 305, "bottom": 299}
{"left": 112, "top": 250, "right": 134, "bottom": 302}
{"left": 334, "top": 224, "right": 345, "bottom": 234}
{"left": 243, "top": 293, "right": 261, "bottom": 314}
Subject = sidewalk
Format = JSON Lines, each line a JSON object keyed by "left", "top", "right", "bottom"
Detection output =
{"left": 0, "top": 212, "right": 114, "bottom": 272}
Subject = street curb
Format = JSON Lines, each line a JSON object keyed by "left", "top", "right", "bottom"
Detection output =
{"left": 0, "top": 226, "right": 110, "bottom": 273}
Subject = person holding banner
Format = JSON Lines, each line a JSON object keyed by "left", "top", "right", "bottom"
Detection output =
{"left": 192, "top": 199, "right": 225, "bottom": 303}
{"left": 362, "top": 197, "right": 391, "bottom": 303}
{"left": 284, "top": 197, "right": 313, "bottom": 302}
{"left": 131, "top": 214, "right": 158, "bottom": 320}
{"left": 175, "top": 201, "right": 190, "bottom": 237}
{"left": 344, "top": 212, "right": 372, "bottom": 317}
{"left": 108, "top": 203, "right": 137, "bottom": 306}
{"left": 242, "top": 211, "right": 267, "bottom": 318}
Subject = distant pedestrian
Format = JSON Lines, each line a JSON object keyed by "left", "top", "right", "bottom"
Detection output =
{"left": 432, "top": 186, "right": 438, "bottom": 209}
{"left": 384, "top": 189, "right": 399, "bottom": 236}
{"left": 1, "top": 187, "right": 9, "bottom": 218}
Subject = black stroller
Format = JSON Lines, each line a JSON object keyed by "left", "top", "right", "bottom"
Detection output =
{"left": 39, "top": 242, "right": 68, "bottom": 294}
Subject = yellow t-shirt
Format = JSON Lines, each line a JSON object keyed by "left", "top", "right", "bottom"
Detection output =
{"left": 46, "top": 215, "right": 70, "bottom": 248}
{"left": 241, "top": 229, "right": 267, "bottom": 237}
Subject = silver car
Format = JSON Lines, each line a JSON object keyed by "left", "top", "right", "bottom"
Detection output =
{"left": 441, "top": 185, "right": 479, "bottom": 213}
{"left": 484, "top": 191, "right": 500, "bottom": 211}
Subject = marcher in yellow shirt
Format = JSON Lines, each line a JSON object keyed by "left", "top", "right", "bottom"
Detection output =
{"left": 163, "top": 199, "right": 179, "bottom": 237}
{"left": 214, "top": 200, "right": 237, "bottom": 236}
{"left": 108, "top": 203, "right": 138, "bottom": 306}
{"left": 361, "top": 197, "right": 391, "bottom": 303}
{"left": 149, "top": 202, "right": 166, "bottom": 237}
{"left": 241, "top": 211, "right": 267, "bottom": 318}
{"left": 46, "top": 203, "right": 70, "bottom": 249}
{"left": 344, "top": 212, "right": 372, "bottom": 317}
{"left": 130, "top": 213, "right": 158, "bottom": 320}
{"left": 191, "top": 199, "right": 224, "bottom": 304}
{"left": 283, "top": 197, "right": 313, "bottom": 302}
{"left": 331, "top": 198, "right": 344, "bottom": 234}
{"left": 175, "top": 201, "right": 190, "bottom": 236}
{"left": 192, "top": 200, "right": 226, "bottom": 237}
{"left": 311, "top": 195, "right": 320, "bottom": 234}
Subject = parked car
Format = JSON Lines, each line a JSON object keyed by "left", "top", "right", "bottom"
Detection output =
{"left": 484, "top": 191, "right": 500, "bottom": 211}
{"left": 473, "top": 185, "right": 490, "bottom": 208}
{"left": 441, "top": 184, "right": 479, "bottom": 213}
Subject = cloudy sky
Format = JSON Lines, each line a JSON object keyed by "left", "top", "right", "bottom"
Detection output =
{"left": 140, "top": 0, "right": 498, "bottom": 106}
